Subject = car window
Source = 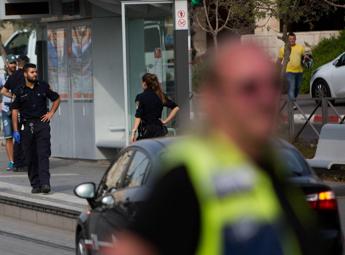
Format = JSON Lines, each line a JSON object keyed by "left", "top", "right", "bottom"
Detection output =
{"left": 280, "top": 148, "right": 312, "bottom": 176}
{"left": 103, "top": 150, "right": 133, "bottom": 192}
{"left": 5, "top": 32, "right": 30, "bottom": 56}
{"left": 122, "top": 151, "right": 150, "bottom": 188}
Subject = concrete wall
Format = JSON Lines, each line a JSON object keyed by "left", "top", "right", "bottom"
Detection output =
{"left": 92, "top": 6, "right": 124, "bottom": 159}
{"left": 243, "top": 17, "right": 340, "bottom": 59}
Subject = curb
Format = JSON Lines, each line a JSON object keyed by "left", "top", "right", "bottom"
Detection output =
{"left": 0, "top": 194, "right": 80, "bottom": 219}
{"left": 0, "top": 194, "right": 82, "bottom": 232}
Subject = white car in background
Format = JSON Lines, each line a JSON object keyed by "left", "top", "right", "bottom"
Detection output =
{"left": 0, "top": 29, "right": 37, "bottom": 75}
{"left": 310, "top": 52, "right": 345, "bottom": 101}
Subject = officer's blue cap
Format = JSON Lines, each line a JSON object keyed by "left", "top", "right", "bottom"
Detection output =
{"left": 6, "top": 54, "right": 17, "bottom": 64}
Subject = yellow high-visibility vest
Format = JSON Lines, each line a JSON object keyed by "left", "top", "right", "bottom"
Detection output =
{"left": 163, "top": 135, "right": 303, "bottom": 255}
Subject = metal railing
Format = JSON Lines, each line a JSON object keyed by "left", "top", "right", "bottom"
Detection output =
{"left": 280, "top": 96, "right": 345, "bottom": 142}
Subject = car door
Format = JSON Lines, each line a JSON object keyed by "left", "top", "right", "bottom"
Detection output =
{"left": 330, "top": 53, "right": 345, "bottom": 97}
{"left": 112, "top": 149, "right": 152, "bottom": 220}
{"left": 87, "top": 150, "right": 134, "bottom": 253}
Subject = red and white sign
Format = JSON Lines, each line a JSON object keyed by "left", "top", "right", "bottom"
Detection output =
{"left": 177, "top": 9, "right": 185, "bottom": 18}
{"left": 175, "top": 1, "right": 189, "bottom": 30}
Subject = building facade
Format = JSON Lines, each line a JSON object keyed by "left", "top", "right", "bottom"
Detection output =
{"left": 0, "top": 0, "right": 183, "bottom": 159}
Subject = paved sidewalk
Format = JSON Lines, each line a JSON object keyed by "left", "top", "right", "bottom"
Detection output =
{"left": 0, "top": 146, "right": 110, "bottom": 212}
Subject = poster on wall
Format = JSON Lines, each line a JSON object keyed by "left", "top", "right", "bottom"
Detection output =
{"left": 47, "top": 28, "right": 69, "bottom": 100}
{"left": 71, "top": 25, "right": 93, "bottom": 100}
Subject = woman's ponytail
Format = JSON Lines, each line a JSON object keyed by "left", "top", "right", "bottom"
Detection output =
{"left": 142, "top": 73, "right": 167, "bottom": 104}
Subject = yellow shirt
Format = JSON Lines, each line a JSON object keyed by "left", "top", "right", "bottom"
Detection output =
{"left": 279, "top": 44, "right": 305, "bottom": 73}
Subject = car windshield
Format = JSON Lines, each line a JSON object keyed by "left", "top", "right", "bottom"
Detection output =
{"left": 279, "top": 148, "right": 312, "bottom": 177}
{"left": 5, "top": 32, "right": 30, "bottom": 56}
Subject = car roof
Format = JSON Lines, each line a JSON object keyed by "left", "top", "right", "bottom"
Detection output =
{"left": 127, "top": 137, "right": 177, "bottom": 157}
{"left": 130, "top": 137, "right": 299, "bottom": 156}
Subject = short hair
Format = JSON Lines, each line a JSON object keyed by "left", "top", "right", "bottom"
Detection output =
{"left": 288, "top": 32, "right": 296, "bottom": 37}
{"left": 17, "top": 55, "right": 30, "bottom": 65}
{"left": 23, "top": 63, "right": 37, "bottom": 72}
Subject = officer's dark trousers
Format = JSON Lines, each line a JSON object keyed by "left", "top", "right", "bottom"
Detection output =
{"left": 21, "top": 120, "right": 51, "bottom": 188}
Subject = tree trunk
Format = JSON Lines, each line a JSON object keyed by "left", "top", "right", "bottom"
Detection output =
{"left": 213, "top": 33, "right": 218, "bottom": 50}
{"left": 280, "top": 23, "right": 291, "bottom": 78}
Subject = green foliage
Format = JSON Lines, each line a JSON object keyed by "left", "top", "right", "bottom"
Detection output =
{"left": 300, "top": 30, "right": 345, "bottom": 94}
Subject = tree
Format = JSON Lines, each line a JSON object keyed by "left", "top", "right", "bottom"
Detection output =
{"left": 192, "top": 0, "right": 266, "bottom": 49}
{"left": 192, "top": 0, "right": 337, "bottom": 75}
{"left": 323, "top": 0, "right": 345, "bottom": 8}
{"left": 258, "top": 0, "right": 334, "bottom": 75}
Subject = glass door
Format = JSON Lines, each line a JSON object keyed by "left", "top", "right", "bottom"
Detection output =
{"left": 48, "top": 21, "right": 95, "bottom": 158}
{"left": 122, "top": 1, "right": 175, "bottom": 145}
{"left": 47, "top": 25, "right": 74, "bottom": 157}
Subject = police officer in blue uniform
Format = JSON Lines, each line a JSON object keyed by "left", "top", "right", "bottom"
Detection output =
{"left": 11, "top": 63, "right": 60, "bottom": 194}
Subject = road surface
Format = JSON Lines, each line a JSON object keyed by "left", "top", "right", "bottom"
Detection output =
{"left": 0, "top": 215, "right": 74, "bottom": 255}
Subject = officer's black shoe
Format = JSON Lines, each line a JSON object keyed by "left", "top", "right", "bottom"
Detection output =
{"left": 41, "top": 185, "right": 51, "bottom": 194}
{"left": 31, "top": 187, "right": 41, "bottom": 194}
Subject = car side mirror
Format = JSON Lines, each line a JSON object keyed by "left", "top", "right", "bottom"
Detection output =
{"left": 102, "top": 195, "right": 115, "bottom": 207}
{"left": 74, "top": 182, "right": 96, "bottom": 199}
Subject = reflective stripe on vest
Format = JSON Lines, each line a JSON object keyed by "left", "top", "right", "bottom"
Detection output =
{"left": 163, "top": 136, "right": 302, "bottom": 255}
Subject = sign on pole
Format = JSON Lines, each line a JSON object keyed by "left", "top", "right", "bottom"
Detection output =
{"left": 175, "top": 0, "right": 189, "bottom": 30}
{"left": 174, "top": 0, "right": 191, "bottom": 126}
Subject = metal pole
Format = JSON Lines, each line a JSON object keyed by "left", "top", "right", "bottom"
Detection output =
{"left": 121, "top": 2, "right": 130, "bottom": 146}
{"left": 321, "top": 97, "right": 328, "bottom": 125}
{"left": 287, "top": 100, "right": 295, "bottom": 142}
{"left": 174, "top": 0, "right": 190, "bottom": 130}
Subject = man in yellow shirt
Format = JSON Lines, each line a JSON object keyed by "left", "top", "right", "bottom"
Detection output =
{"left": 278, "top": 32, "right": 305, "bottom": 101}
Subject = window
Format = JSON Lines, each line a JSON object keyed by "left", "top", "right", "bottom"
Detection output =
{"left": 5, "top": 32, "right": 30, "bottom": 56}
{"left": 103, "top": 151, "right": 133, "bottom": 192}
{"left": 280, "top": 148, "right": 311, "bottom": 177}
{"left": 144, "top": 25, "right": 161, "bottom": 52}
{"left": 338, "top": 54, "right": 345, "bottom": 66}
{"left": 123, "top": 151, "right": 150, "bottom": 188}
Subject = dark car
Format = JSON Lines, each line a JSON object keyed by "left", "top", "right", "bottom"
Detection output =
{"left": 74, "top": 138, "right": 343, "bottom": 255}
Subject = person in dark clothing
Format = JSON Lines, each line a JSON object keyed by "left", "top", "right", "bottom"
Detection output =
{"left": 113, "top": 42, "right": 323, "bottom": 255}
{"left": 11, "top": 63, "right": 60, "bottom": 194}
{"left": 130, "top": 73, "right": 179, "bottom": 143}
{"left": 1, "top": 55, "right": 30, "bottom": 172}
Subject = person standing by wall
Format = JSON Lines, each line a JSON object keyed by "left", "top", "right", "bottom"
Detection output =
{"left": 0, "top": 55, "right": 17, "bottom": 170}
{"left": 130, "top": 73, "right": 179, "bottom": 142}
{"left": 1, "top": 55, "right": 30, "bottom": 171}
{"left": 278, "top": 32, "right": 307, "bottom": 103}
{"left": 11, "top": 63, "right": 60, "bottom": 194}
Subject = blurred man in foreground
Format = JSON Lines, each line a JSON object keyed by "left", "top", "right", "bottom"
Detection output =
{"left": 113, "top": 40, "right": 321, "bottom": 255}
